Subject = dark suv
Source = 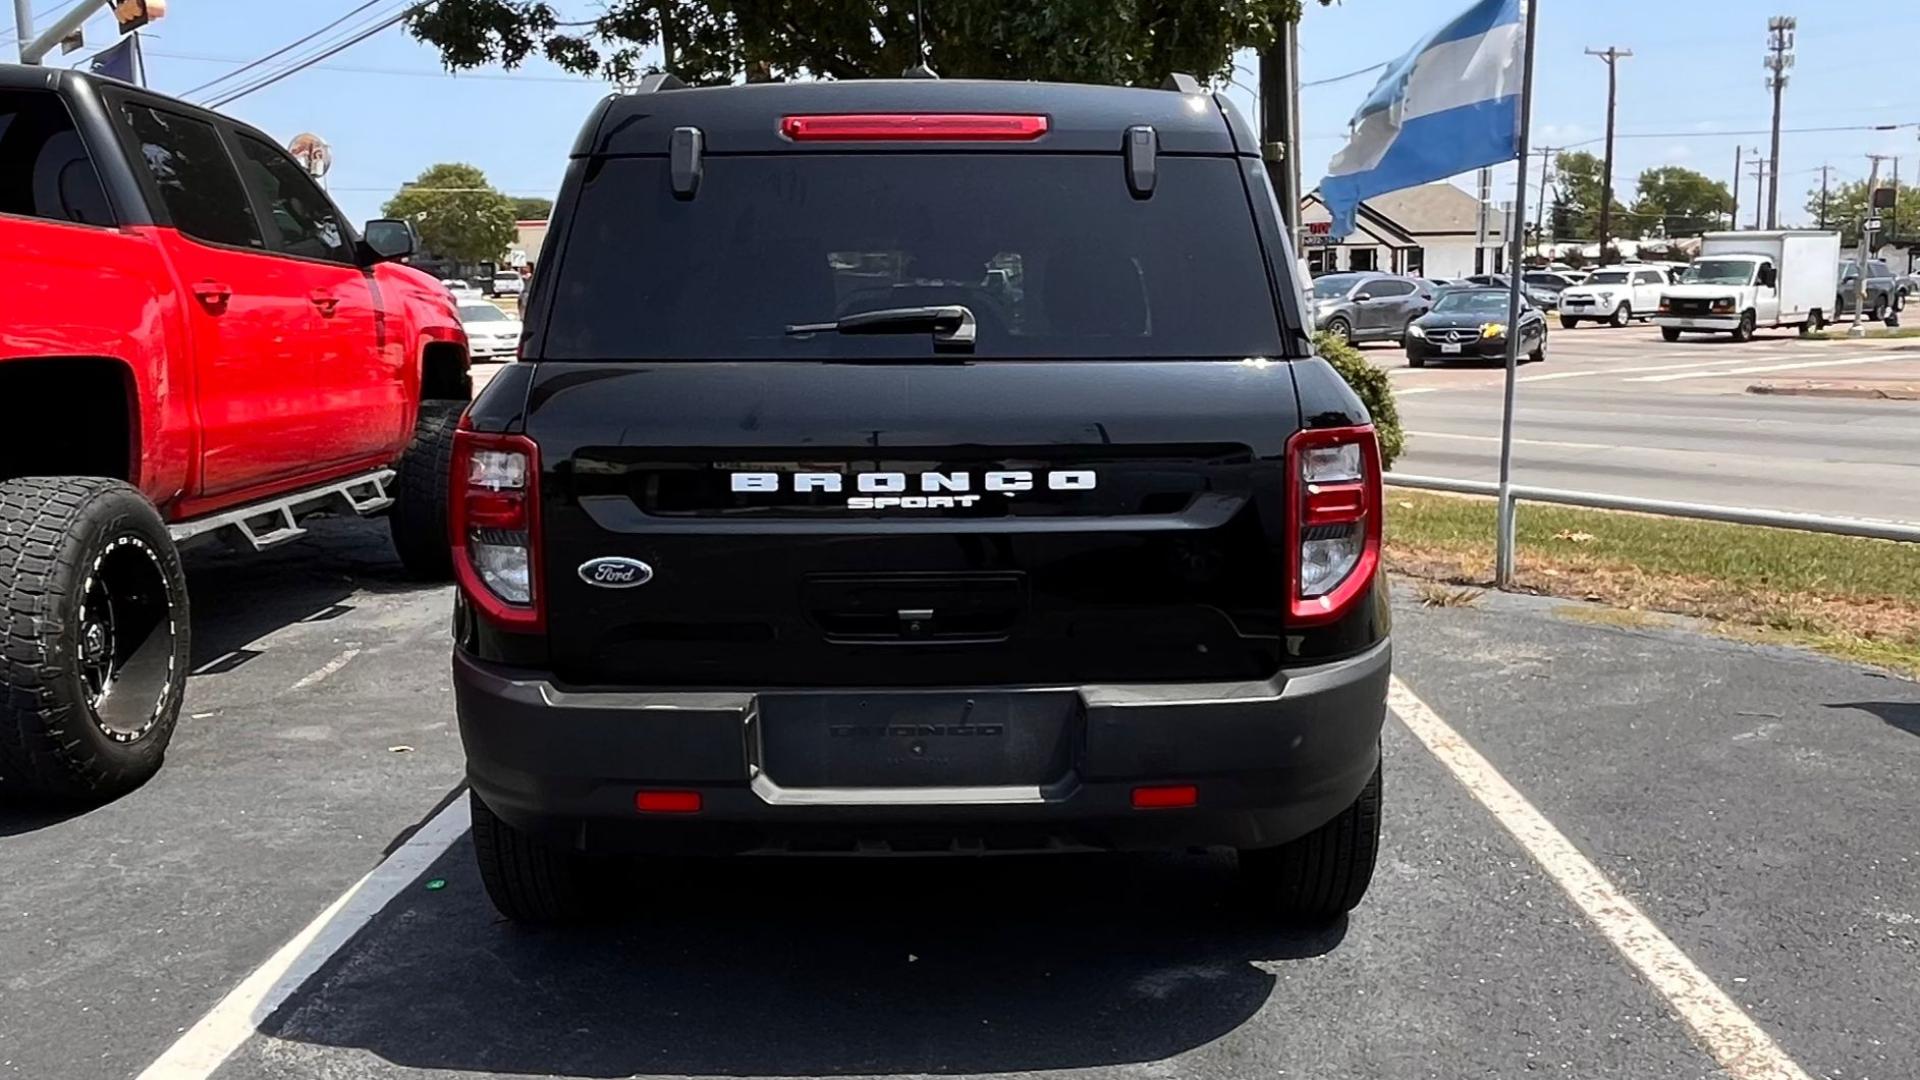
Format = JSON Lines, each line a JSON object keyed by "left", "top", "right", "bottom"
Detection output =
{"left": 452, "top": 76, "right": 1391, "bottom": 925}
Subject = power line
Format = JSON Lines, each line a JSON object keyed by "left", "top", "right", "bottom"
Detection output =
{"left": 205, "top": 3, "right": 425, "bottom": 110}
{"left": 179, "top": 0, "right": 389, "bottom": 99}
{"left": 145, "top": 49, "right": 602, "bottom": 85}
{"left": 1301, "top": 61, "right": 1388, "bottom": 89}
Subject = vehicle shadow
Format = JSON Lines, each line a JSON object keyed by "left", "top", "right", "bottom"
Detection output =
{"left": 264, "top": 839, "right": 1340, "bottom": 1077}
{"left": 182, "top": 514, "right": 435, "bottom": 667}
{"left": 1827, "top": 700, "right": 1920, "bottom": 738}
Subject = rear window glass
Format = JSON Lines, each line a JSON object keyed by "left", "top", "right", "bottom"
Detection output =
{"left": 0, "top": 89, "right": 111, "bottom": 226}
{"left": 543, "top": 155, "right": 1283, "bottom": 360}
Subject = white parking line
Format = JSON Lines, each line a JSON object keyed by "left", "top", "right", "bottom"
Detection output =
{"left": 1390, "top": 677, "right": 1814, "bottom": 1080}
{"left": 135, "top": 796, "right": 471, "bottom": 1080}
{"left": 288, "top": 648, "right": 361, "bottom": 691}
{"left": 1403, "top": 430, "right": 1615, "bottom": 451}
{"left": 1629, "top": 353, "right": 1900, "bottom": 383}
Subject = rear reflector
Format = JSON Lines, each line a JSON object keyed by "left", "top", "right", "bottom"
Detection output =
{"left": 635, "top": 790, "right": 702, "bottom": 814}
{"left": 780, "top": 113, "right": 1049, "bottom": 142}
{"left": 1131, "top": 784, "right": 1198, "bottom": 810}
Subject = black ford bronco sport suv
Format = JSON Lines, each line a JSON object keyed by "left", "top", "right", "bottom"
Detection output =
{"left": 452, "top": 75, "right": 1390, "bottom": 925}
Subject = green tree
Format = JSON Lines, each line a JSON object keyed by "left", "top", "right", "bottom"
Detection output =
{"left": 509, "top": 196, "right": 554, "bottom": 222}
{"left": 1314, "top": 331, "right": 1402, "bottom": 469}
{"left": 1548, "top": 150, "right": 1627, "bottom": 242}
{"left": 406, "top": 0, "right": 1330, "bottom": 85}
{"left": 381, "top": 163, "right": 518, "bottom": 264}
{"left": 1807, "top": 178, "right": 1920, "bottom": 245}
{"left": 1629, "top": 165, "right": 1731, "bottom": 238}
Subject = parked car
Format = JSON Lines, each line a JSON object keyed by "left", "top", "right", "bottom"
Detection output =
{"left": 1556, "top": 265, "right": 1669, "bottom": 327}
{"left": 491, "top": 271, "right": 525, "bottom": 297}
{"left": 1655, "top": 231, "right": 1840, "bottom": 341}
{"left": 1455, "top": 273, "right": 1560, "bottom": 311}
{"left": 1309, "top": 271, "right": 1432, "bottom": 344}
{"left": 1521, "top": 270, "right": 1581, "bottom": 310}
{"left": 0, "top": 66, "right": 470, "bottom": 800}
{"left": 459, "top": 301, "right": 523, "bottom": 359}
{"left": 1404, "top": 286, "right": 1548, "bottom": 367}
{"left": 1834, "top": 259, "right": 1901, "bottom": 321}
{"left": 444, "top": 278, "right": 484, "bottom": 302}
{"left": 452, "top": 75, "right": 1391, "bottom": 926}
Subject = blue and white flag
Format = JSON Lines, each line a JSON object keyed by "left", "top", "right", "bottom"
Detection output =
{"left": 1318, "top": 0, "right": 1526, "bottom": 238}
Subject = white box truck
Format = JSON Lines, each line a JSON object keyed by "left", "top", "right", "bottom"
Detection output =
{"left": 1654, "top": 230, "right": 1841, "bottom": 342}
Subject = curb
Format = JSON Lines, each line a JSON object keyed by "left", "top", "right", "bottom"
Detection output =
{"left": 1747, "top": 382, "right": 1920, "bottom": 400}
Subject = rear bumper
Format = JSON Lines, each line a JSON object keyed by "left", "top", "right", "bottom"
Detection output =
{"left": 454, "top": 640, "right": 1390, "bottom": 856}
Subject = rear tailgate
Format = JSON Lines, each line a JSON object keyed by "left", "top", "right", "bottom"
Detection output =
{"left": 528, "top": 359, "right": 1300, "bottom": 688}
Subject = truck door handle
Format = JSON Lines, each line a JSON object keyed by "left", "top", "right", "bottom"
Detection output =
{"left": 309, "top": 291, "right": 340, "bottom": 317}
{"left": 192, "top": 280, "right": 232, "bottom": 305}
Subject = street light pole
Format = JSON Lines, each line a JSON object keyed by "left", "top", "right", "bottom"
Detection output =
{"left": 1850, "top": 156, "right": 1884, "bottom": 338}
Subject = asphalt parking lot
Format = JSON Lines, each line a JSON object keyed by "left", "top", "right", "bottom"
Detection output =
{"left": 1370, "top": 321, "right": 1920, "bottom": 522}
{"left": 3, "top": 514, "right": 1915, "bottom": 1080}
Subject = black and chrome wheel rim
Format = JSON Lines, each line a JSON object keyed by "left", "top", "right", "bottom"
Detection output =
{"left": 76, "top": 536, "right": 177, "bottom": 743}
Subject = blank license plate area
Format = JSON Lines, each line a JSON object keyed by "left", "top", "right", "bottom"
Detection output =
{"left": 1440, "top": 343, "right": 1463, "bottom": 354}
{"left": 756, "top": 692, "right": 1078, "bottom": 789}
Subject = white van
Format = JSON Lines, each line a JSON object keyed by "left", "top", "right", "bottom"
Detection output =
{"left": 1654, "top": 230, "right": 1841, "bottom": 342}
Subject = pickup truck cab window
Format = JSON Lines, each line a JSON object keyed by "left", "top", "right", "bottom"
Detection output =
{"left": 233, "top": 133, "right": 354, "bottom": 265}
{"left": 0, "top": 88, "right": 110, "bottom": 226}
{"left": 120, "top": 102, "right": 262, "bottom": 250}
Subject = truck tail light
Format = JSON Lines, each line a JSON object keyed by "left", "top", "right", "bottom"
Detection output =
{"left": 780, "top": 113, "right": 1049, "bottom": 142}
{"left": 451, "top": 425, "right": 544, "bottom": 630}
{"left": 1286, "top": 425, "right": 1382, "bottom": 625}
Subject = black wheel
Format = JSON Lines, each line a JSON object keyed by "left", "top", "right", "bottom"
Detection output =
{"left": 470, "top": 789, "right": 612, "bottom": 925}
{"left": 1406, "top": 352, "right": 1426, "bottom": 368}
{"left": 1799, "top": 309, "right": 1824, "bottom": 336}
{"left": 389, "top": 402, "right": 462, "bottom": 580}
{"left": 1870, "top": 297, "right": 1888, "bottom": 323}
{"left": 1661, "top": 326, "right": 1682, "bottom": 342}
{"left": 0, "top": 478, "right": 189, "bottom": 801}
{"left": 1324, "top": 317, "right": 1352, "bottom": 345}
{"left": 1559, "top": 316, "right": 1579, "bottom": 330}
{"left": 1240, "top": 762, "right": 1381, "bottom": 922}
{"left": 1529, "top": 338, "right": 1546, "bottom": 363}
{"left": 1731, "top": 310, "right": 1755, "bottom": 342}
{"left": 1609, "top": 303, "right": 1631, "bottom": 328}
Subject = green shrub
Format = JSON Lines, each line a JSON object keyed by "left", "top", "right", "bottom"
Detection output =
{"left": 1312, "top": 331, "right": 1404, "bottom": 469}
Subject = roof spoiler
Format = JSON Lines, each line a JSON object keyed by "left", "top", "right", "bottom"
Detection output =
{"left": 625, "top": 72, "right": 686, "bottom": 93}
{"left": 1160, "top": 73, "right": 1203, "bottom": 93}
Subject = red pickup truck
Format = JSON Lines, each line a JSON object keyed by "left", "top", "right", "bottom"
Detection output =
{"left": 0, "top": 67, "right": 471, "bottom": 800}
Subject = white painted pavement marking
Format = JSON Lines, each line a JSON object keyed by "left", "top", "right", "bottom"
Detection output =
{"left": 135, "top": 795, "right": 472, "bottom": 1080}
{"left": 288, "top": 648, "right": 361, "bottom": 691}
{"left": 1390, "top": 677, "right": 1815, "bottom": 1080}
{"left": 1630, "top": 353, "right": 1903, "bottom": 383}
{"left": 1402, "top": 430, "right": 1615, "bottom": 451}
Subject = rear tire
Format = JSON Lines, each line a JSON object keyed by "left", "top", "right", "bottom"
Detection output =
{"left": 389, "top": 402, "right": 462, "bottom": 580}
{"left": 1661, "top": 327, "right": 1682, "bottom": 342}
{"left": 1559, "top": 316, "right": 1579, "bottom": 330}
{"left": 1799, "top": 309, "right": 1824, "bottom": 336}
{"left": 1240, "top": 762, "right": 1382, "bottom": 922}
{"left": 1324, "top": 317, "right": 1352, "bottom": 345}
{"left": 470, "top": 790, "right": 611, "bottom": 925}
{"left": 0, "top": 478, "right": 189, "bottom": 802}
{"left": 1609, "top": 303, "right": 1631, "bottom": 328}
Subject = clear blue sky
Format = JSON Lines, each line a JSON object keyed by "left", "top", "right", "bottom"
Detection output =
{"left": 13, "top": 0, "right": 1914, "bottom": 227}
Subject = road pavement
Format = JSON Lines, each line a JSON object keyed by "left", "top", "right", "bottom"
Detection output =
{"left": 1371, "top": 323, "right": 1920, "bottom": 522}
{"left": 1, "top": 517, "right": 1915, "bottom": 1080}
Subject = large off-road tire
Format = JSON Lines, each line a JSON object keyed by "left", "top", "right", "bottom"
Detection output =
{"left": 1239, "top": 762, "right": 1382, "bottom": 922}
{"left": 470, "top": 789, "right": 613, "bottom": 925}
{"left": 389, "top": 402, "right": 462, "bottom": 581}
{"left": 0, "top": 477, "right": 189, "bottom": 801}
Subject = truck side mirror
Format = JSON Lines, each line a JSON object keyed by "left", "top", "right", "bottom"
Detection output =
{"left": 1757, "top": 266, "right": 1775, "bottom": 288}
{"left": 363, "top": 219, "right": 415, "bottom": 262}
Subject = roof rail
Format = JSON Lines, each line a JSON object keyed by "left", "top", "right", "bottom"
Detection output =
{"left": 628, "top": 72, "right": 687, "bottom": 93}
{"left": 1161, "top": 73, "right": 1203, "bottom": 94}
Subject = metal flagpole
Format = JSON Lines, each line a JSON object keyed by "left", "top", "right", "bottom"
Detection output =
{"left": 1495, "top": 0, "right": 1541, "bottom": 588}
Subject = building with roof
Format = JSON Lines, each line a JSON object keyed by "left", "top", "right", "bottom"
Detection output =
{"left": 1300, "top": 183, "right": 1509, "bottom": 279}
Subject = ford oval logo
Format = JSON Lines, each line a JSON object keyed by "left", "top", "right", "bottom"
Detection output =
{"left": 578, "top": 557, "right": 653, "bottom": 589}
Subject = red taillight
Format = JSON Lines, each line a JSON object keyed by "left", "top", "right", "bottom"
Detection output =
{"left": 635, "top": 790, "right": 702, "bottom": 814}
{"left": 1285, "top": 425, "right": 1383, "bottom": 625}
{"left": 450, "top": 424, "right": 544, "bottom": 631}
{"left": 779, "top": 113, "right": 1049, "bottom": 142}
{"left": 1131, "top": 785, "right": 1199, "bottom": 810}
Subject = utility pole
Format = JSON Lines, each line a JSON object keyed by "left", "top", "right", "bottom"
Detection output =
{"left": 1259, "top": 21, "right": 1304, "bottom": 244}
{"left": 1586, "top": 46, "right": 1631, "bottom": 258}
{"left": 1475, "top": 166, "right": 1493, "bottom": 272}
{"left": 1763, "top": 17, "right": 1796, "bottom": 229}
{"left": 1748, "top": 157, "right": 1769, "bottom": 230}
{"left": 1851, "top": 156, "right": 1886, "bottom": 337}
{"left": 1817, "top": 164, "right": 1832, "bottom": 229}
{"left": 1534, "top": 148, "right": 1555, "bottom": 259}
{"left": 1730, "top": 146, "right": 1744, "bottom": 230}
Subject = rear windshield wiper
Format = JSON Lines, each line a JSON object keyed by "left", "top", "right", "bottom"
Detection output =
{"left": 785, "top": 305, "right": 976, "bottom": 353}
